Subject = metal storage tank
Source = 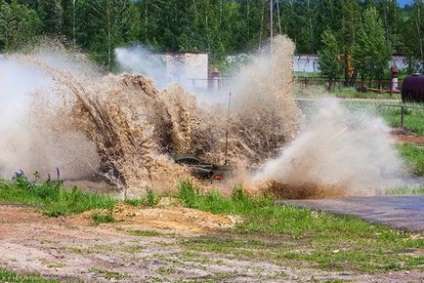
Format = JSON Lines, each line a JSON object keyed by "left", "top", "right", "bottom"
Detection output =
{"left": 401, "top": 74, "right": 424, "bottom": 103}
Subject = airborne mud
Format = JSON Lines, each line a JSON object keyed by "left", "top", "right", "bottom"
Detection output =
{"left": 0, "top": 36, "right": 408, "bottom": 198}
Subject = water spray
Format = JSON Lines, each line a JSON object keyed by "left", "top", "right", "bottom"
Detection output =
{"left": 224, "top": 92, "right": 231, "bottom": 165}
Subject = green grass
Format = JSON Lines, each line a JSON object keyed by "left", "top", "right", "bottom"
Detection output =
{"left": 0, "top": 268, "right": 59, "bottom": 282}
{"left": 88, "top": 268, "right": 129, "bottom": 280}
{"left": 332, "top": 87, "right": 401, "bottom": 100}
{"left": 126, "top": 229, "right": 162, "bottom": 237}
{"left": 379, "top": 104, "right": 424, "bottom": 135}
{"left": 91, "top": 211, "right": 115, "bottom": 225}
{"left": 386, "top": 186, "right": 424, "bottom": 195}
{"left": 398, "top": 143, "right": 424, "bottom": 176}
{"left": 0, "top": 172, "right": 115, "bottom": 217}
{"left": 176, "top": 181, "right": 424, "bottom": 273}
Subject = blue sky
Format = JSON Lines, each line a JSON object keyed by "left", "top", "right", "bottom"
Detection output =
{"left": 398, "top": 0, "right": 413, "bottom": 7}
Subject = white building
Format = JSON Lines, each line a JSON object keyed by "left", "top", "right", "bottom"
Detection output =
{"left": 293, "top": 54, "right": 410, "bottom": 73}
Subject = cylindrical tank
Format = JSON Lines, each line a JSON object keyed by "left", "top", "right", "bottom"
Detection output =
{"left": 401, "top": 74, "right": 424, "bottom": 103}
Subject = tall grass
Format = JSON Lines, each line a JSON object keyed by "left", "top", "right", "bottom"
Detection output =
{"left": 0, "top": 172, "right": 115, "bottom": 217}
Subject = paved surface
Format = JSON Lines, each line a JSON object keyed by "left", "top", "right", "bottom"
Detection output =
{"left": 283, "top": 196, "right": 424, "bottom": 232}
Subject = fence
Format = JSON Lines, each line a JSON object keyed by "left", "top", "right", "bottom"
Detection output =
{"left": 377, "top": 103, "right": 424, "bottom": 134}
{"left": 295, "top": 76, "right": 404, "bottom": 92}
{"left": 186, "top": 76, "right": 406, "bottom": 94}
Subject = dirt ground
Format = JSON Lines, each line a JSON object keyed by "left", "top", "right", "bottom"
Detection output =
{"left": 391, "top": 127, "right": 424, "bottom": 145}
{"left": 1, "top": 203, "right": 424, "bottom": 283}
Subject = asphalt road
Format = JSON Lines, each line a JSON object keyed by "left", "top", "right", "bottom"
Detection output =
{"left": 283, "top": 196, "right": 424, "bottom": 232}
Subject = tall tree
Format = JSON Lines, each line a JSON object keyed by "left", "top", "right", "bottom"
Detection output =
{"left": 411, "top": 0, "right": 424, "bottom": 63}
{"left": 352, "top": 7, "right": 393, "bottom": 82}
{"left": 318, "top": 29, "right": 344, "bottom": 89}
{"left": 234, "top": 0, "right": 262, "bottom": 51}
{"left": 75, "top": 0, "right": 137, "bottom": 68}
{"left": 339, "top": 0, "right": 361, "bottom": 85}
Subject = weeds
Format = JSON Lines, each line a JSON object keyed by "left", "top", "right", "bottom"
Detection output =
{"left": 0, "top": 268, "right": 59, "bottom": 282}
{"left": 126, "top": 229, "right": 161, "bottom": 237}
{"left": 0, "top": 172, "right": 115, "bottom": 217}
{"left": 91, "top": 212, "right": 115, "bottom": 225}
{"left": 145, "top": 188, "right": 158, "bottom": 206}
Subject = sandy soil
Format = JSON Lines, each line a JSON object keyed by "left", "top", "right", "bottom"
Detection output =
{"left": 1, "top": 203, "right": 424, "bottom": 283}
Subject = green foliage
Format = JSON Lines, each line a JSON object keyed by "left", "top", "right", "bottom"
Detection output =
{"left": 318, "top": 29, "right": 344, "bottom": 81}
{"left": 126, "top": 229, "right": 161, "bottom": 237}
{"left": 177, "top": 182, "right": 424, "bottom": 273}
{"left": 398, "top": 143, "right": 424, "bottom": 176}
{"left": 178, "top": 180, "right": 199, "bottom": 208}
{"left": 0, "top": 0, "right": 420, "bottom": 72}
{"left": 352, "top": 7, "right": 393, "bottom": 81}
{"left": 0, "top": 172, "right": 115, "bottom": 217}
{"left": 91, "top": 211, "right": 115, "bottom": 225}
{"left": 0, "top": 0, "right": 42, "bottom": 51}
{"left": 177, "top": 180, "right": 273, "bottom": 216}
{"left": 379, "top": 104, "right": 424, "bottom": 135}
{"left": 0, "top": 268, "right": 58, "bottom": 282}
{"left": 404, "top": 1, "right": 424, "bottom": 63}
{"left": 145, "top": 188, "right": 157, "bottom": 207}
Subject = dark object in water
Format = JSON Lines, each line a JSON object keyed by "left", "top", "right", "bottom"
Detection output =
{"left": 401, "top": 74, "right": 424, "bottom": 103}
{"left": 169, "top": 152, "right": 232, "bottom": 181}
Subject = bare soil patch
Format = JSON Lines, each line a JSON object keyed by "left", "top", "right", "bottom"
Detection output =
{"left": 391, "top": 128, "right": 424, "bottom": 145}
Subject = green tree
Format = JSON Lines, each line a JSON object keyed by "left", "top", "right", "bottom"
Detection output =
{"left": 39, "top": 0, "right": 63, "bottom": 34}
{"left": 339, "top": 0, "right": 361, "bottom": 85}
{"left": 401, "top": 0, "right": 424, "bottom": 72}
{"left": 318, "top": 29, "right": 343, "bottom": 89}
{"left": 352, "top": 7, "right": 393, "bottom": 83}
{"left": 0, "top": 0, "right": 42, "bottom": 51}
{"left": 75, "top": 0, "right": 137, "bottom": 68}
{"left": 231, "top": 0, "right": 262, "bottom": 52}
{"left": 411, "top": 0, "right": 424, "bottom": 63}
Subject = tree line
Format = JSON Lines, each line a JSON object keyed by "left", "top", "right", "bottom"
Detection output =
{"left": 0, "top": 0, "right": 423, "bottom": 80}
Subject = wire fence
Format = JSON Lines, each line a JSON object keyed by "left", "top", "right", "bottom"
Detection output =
{"left": 377, "top": 103, "right": 424, "bottom": 134}
{"left": 295, "top": 77, "right": 404, "bottom": 92}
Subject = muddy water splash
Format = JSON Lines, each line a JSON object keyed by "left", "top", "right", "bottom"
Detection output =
{"left": 0, "top": 36, "right": 408, "bottom": 198}
{"left": 254, "top": 98, "right": 407, "bottom": 198}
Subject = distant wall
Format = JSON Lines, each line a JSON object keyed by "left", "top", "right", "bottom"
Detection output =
{"left": 293, "top": 55, "right": 411, "bottom": 73}
{"left": 160, "top": 52, "right": 209, "bottom": 89}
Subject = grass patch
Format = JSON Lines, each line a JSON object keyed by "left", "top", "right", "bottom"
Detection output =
{"left": 176, "top": 181, "right": 424, "bottom": 273}
{"left": 88, "top": 268, "right": 128, "bottom": 280}
{"left": 0, "top": 268, "right": 59, "bottom": 282}
{"left": 91, "top": 211, "right": 115, "bottom": 225}
{"left": 386, "top": 186, "right": 424, "bottom": 195}
{"left": 379, "top": 104, "right": 424, "bottom": 135}
{"left": 398, "top": 143, "right": 424, "bottom": 176}
{"left": 126, "top": 229, "right": 161, "bottom": 237}
{"left": 0, "top": 172, "right": 115, "bottom": 217}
